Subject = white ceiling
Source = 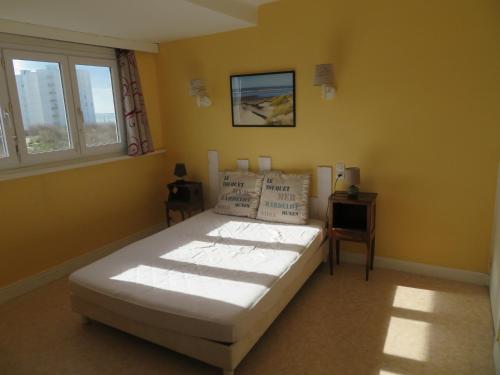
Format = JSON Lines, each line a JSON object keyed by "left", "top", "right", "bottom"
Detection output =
{"left": 0, "top": 0, "right": 277, "bottom": 45}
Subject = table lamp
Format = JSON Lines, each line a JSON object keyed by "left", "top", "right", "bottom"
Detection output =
{"left": 345, "top": 167, "right": 360, "bottom": 198}
{"left": 174, "top": 163, "right": 187, "bottom": 182}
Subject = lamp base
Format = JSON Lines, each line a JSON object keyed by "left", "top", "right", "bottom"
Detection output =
{"left": 347, "top": 185, "right": 359, "bottom": 199}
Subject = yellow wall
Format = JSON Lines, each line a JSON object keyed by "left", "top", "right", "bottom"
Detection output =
{"left": 0, "top": 53, "right": 167, "bottom": 287}
{"left": 158, "top": 0, "right": 500, "bottom": 273}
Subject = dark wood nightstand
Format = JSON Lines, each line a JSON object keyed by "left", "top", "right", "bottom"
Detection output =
{"left": 165, "top": 181, "right": 204, "bottom": 227}
{"left": 328, "top": 191, "right": 378, "bottom": 280}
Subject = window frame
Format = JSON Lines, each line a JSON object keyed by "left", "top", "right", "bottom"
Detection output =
{"left": 3, "top": 48, "right": 80, "bottom": 165}
{"left": 0, "top": 49, "right": 19, "bottom": 169}
{"left": 0, "top": 34, "right": 126, "bottom": 172}
{"left": 68, "top": 56, "right": 126, "bottom": 156}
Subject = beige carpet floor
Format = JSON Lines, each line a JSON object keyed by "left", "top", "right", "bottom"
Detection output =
{"left": 0, "top": 263, "right": 494, "bottom": 375}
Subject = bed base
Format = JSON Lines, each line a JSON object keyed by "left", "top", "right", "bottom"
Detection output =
{"left": 71, "top": 240, "right": 327, "bottom": 374}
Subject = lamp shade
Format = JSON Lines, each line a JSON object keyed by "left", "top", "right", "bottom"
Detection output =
{"left": 314, "top": 64, "right": 334, "bottom": 86}
{"left": 174, "top": 163, "right": 187, "bottom": 178}
{"left": 344, "top": 167, "right": 360, "bottom": 186}
{"left": 189, "top": 79, "right": 206, "bottom": 96}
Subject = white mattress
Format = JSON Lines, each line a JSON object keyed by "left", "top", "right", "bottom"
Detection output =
{"left": 69, "top": 210, "right": 324, "bottom": 343}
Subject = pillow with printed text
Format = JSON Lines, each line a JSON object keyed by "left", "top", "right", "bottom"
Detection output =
{"left": 257, "top": 173, "right": 310, "bottom": 224}
{"left": 214, "top": 171, "right": 264, "bottom": 218}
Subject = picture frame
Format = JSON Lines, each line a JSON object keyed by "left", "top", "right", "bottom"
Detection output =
{"left": 230, "top": 71, "right": 296, "bottom": 127}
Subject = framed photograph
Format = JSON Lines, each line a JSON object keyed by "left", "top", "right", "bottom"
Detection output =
{"left": 230, "top": 71, "right": 295, "bottom": 127}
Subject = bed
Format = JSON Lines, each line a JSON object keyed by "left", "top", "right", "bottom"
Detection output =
{"left": 69, "top": 153, "right": 332, "bottom": 374}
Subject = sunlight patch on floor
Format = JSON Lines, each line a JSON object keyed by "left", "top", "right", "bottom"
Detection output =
{"left": 392, "top": 286, "right": 436, "bottom": 313}
{"left": 383, "top": 316, "right": 430, "bottom": 361}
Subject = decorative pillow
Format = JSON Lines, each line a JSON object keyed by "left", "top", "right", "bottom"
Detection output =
{"left": 257, "top": 174, "right": 310, "bottom": 224}
{"left": 214, "top": 171, "right": 264, "bottom": 218}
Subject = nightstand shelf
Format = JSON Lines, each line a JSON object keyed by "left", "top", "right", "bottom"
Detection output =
{"left": 328, "top": 191, "right": 378, "bottom": 280}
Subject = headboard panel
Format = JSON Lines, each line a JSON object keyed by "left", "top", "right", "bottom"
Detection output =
{"left": 207, "top": 150, "right": 332, "bottom": 221}
{"left": 236, "top": 159, "right": 249, "bottom": 172}
{"left": 208, "top": 150, "right": 220, "bottom": 208}
{"left": 258, "top": 157, "right": 272, "bottom": 173}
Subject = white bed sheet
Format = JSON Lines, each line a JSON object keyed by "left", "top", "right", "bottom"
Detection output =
{"left": 69, "top": 210, "right": 324, "bottom": 343}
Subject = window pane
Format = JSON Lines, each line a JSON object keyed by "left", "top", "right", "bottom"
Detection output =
{"left": 13, "top": 59, "right": 71, "bottom": 154}
{"left": 0, "top": 119, "right": 7, "bottom": 158}
{"left": 75, "top": 65, "right": 119, "bottom": 147}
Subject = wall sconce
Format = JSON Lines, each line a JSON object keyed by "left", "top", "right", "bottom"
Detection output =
{"left": 189, "top": 79, "right": 212, "bottom": 107}
{"left": 313, "top": 64, "right": 336, "bottom": 100}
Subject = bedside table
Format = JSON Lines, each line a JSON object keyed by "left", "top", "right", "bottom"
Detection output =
{"left": 328, "top": 191, "right": 378, "bottom": 280}
{"left": 165, "top": 181, "right": 204, "bottom": 227}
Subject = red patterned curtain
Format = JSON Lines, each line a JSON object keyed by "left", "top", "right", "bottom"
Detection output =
{"left": 117, "top": 50, "right": 154, "bottom": 156}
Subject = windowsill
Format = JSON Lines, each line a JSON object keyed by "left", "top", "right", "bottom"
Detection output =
{"left": 0, "top": 149, "right": 166, "bottom": 182}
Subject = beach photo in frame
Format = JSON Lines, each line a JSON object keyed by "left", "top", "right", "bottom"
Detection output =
{"left": 230, "top": 71, "right": 296, "bottom": 127}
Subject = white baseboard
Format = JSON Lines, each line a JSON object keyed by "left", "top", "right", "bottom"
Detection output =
{"left": 338, "top": 250, "right": 490, "bottom": 286}
{"left": 0, "top": 223, "right": 166, "bottom": 304}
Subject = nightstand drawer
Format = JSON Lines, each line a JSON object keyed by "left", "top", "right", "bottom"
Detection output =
{"left": 331, "top": 228, "right": 368, "bottom": 242}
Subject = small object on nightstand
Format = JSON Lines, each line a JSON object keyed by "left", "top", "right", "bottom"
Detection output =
{"left": 327, "top": 191, "right": 377, "bottom": 281}
{"left": 165, "top": 181, "right": 204, "bottom": 227}
{"left": 344, "top": 167, "right": 360, "bottom": 198}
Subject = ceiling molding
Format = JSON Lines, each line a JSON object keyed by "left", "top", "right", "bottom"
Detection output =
{"left": 0, "top": 18, "right": 159, "bottom": 53}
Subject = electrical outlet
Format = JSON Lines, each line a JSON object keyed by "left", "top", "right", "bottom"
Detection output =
{"left": 336, "top": 162, "right": 345, "bottom": 180}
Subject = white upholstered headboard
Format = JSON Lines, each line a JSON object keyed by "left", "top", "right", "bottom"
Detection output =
{"left": 207, "top": 150, "right": 332, "bottom": 221}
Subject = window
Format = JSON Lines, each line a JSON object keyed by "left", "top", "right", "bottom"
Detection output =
{"left": 11, "top": 57, "right": 73, "bottom": 155}
{"left": 0, "top": 36, "right": 125, "bottom": 171}
{"left": 70, "top": 58, "right": 123, "bottom": 152}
